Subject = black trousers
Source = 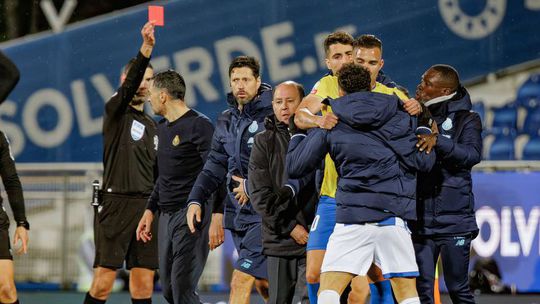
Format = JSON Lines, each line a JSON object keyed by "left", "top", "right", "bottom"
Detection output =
{"left": 413, "top": 234, "right": 475, "bottom": 304}
{"left": 158, "top": 206, "right": 210, "bottom": 304}
{"left": 267, "top": 255, "right": 308, "bottom": 304}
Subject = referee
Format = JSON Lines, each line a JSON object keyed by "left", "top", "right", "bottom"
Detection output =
{"left": 84, "top": 22, "right": 158, "bottom": 304}
{"left": 0, "top": 50, "right": 29, "bottom": 304}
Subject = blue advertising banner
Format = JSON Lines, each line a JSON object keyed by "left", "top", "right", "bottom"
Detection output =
{"left": 215, "top": 172, "right": 540, "bottom": 293}
{"left": 472, "top": 172, "right": 540, "bottom": 292}
{"left": 1, "top": 0, "right": 540, "bottom": 162}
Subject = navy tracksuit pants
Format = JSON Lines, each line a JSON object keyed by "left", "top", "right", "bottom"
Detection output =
{"left": 158, "top": 206, "right": 210, "bottom": 304}
{"left": 413, "top": 234, "right": 476, "bottom": 304}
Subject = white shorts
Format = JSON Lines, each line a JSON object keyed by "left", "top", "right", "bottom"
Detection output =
{"left": 321, "top": 218, "right": 419, "bottom": 279}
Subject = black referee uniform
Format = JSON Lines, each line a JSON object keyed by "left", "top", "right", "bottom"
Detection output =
{"left": 0, "top": 51, "right": 28, "bottom": 261}
{"left": 146, "top": 109, "right": 214, "bottom": 304}
{"left": 95, "top": 51, "right": 158, "bottom": 270}
{"left": 0, "top": 131, "right": 27, "bottom": 260}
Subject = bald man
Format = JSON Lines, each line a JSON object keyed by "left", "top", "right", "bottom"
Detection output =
{"left": 249, "top": 81, "right": 317, "bottom": 304}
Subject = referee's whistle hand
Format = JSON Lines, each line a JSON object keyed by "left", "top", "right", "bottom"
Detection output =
{"left": 136, "top": 210, "right": 154, "bottom": 243}
{"left": 187, "top": 204, "right": 202, "bottom": 233}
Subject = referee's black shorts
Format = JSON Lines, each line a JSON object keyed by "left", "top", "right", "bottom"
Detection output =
{"left": 0, "top": 207, "right": 12, "bottom": 260}
{"left": 94, "top": 193, "right": 158, "bottom": 270}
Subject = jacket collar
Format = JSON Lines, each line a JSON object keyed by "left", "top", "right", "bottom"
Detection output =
{"left": 426, "top": 86, "right": 472, "bottom": 120}
{"left": 264, "top": 114, "right": 289, "bottom": 134}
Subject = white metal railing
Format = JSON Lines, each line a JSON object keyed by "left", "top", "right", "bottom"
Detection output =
{"left": 5, "top": 160, "right": 538, "bottom": 288}
{"left": 474, "top": 161, "right": 540, "bottom": 171}
{"left": 2, "top": 163, "right": 222, "bottom": 290}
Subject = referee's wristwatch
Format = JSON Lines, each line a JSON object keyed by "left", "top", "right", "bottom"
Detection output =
{"left": 17, "top": 220, "right": 30, "bottom": 230}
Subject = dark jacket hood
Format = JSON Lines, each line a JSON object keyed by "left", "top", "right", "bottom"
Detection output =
{"left": 329, "top": 91, "right": 399, "bottom": 129}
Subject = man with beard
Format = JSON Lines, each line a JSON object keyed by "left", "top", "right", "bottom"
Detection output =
{"left": 412, "top": 64, "right": 482, "bottom": 304}
{"left": 84, "top": 22, "right": 158, "bottom": 304}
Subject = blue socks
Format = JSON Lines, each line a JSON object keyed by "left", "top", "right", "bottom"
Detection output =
{"left": 370, "top": 280, "right": 394, "bottom": 304}
{"left": 307, "top": 282, "right": 320, "bottom": 304}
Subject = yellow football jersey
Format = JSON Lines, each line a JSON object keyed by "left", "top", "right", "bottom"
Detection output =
{"left": 311, "top": 75, "right": 408, "bottom": 198}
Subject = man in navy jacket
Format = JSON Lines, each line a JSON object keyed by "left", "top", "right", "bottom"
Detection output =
{"left": 412, "top": 64, "right": 482, "bottom": 304}
{"left": 187, "top": 56, "right": 273, "bottom": 303}
{"left": 287, "top": 64, "right": 435, "bottom": 304}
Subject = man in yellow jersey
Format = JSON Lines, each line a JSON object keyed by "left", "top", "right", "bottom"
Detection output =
{"left": 294, "top": 31, "right": 353, "bottom": 304}
{"left": 288, "top": 63, "right": 432, "bottom": 304}
{"left": 294, "top": 33, "right": 422, "bottom": 304}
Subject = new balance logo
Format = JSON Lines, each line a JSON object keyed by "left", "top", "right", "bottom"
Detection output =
{"left": 455, "top": 239, "right": 465, "bottom": 246}
{"left": 240, "top": 259, "right": 253, "bottom": 269}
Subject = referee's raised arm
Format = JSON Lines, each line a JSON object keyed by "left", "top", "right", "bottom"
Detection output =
{"left": 104, "top": 21, "right": 155, "bottom": 120}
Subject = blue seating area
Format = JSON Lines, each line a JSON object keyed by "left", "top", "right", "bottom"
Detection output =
{"left": 522, "top": 107, "right": 540, "bottom": 136}
{"left": 473, "top": 73, "right": 540, "bottom": 160}
{"left": 516, "top": 74, "right": 540, "bottom": 108}
{"left": 489, "top": 130, "right": 516, "bottom": 160}
{"left": 523, "top": 136, "right": 540, "bottom": 160}
{"left": 491, "top": 104, "right": 518, "bottom": 135}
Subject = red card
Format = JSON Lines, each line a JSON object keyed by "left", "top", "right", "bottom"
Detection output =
{"left": 148, "top": 6, "right": 164, "bottom": 26}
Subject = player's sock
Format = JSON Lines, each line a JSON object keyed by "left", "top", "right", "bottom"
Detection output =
{"left": 307, "top": 282, "right": 320, "bottom": 304}
{"left": 84, "top": 292, "right": 106, "bottom": 304}
{"left": 399, "top": 297, "right": 420, "bottom": 304}
{"left": 369, "top": 282, "right": 381, "bottom": 303}
{"left": 370, "top": 280, "right": 394, "bottom": 304}
{"left": 318, "top": 290, "right": 340, "bottom": 304}
{"left": 131, "top": 298, "right": 152, "bottom": 304}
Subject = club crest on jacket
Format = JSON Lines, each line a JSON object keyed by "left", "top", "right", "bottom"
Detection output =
{"left": 172, "top": 135, "right": 180, "bottom": 146}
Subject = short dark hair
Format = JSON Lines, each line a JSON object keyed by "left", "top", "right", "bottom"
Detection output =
{"left": 228, "top": 56, "right": 260, "bottom": 78}
{"left": 354, "top": 34, "right": 383, "bottom": 53}
{"left": 337, "top": 63, "right": 371, "bottom": 94}
{"left": 324, "top": 31, "right": 354, "bottom": 56}
{"left": 124, "top": 58, "right": 153, "bottom": 74}
{"left": 274, "top": 81, "right": 305, "bottom": 100}
{"left": 152, "top": 70, "right": 186, "bottom": 100}
{"left": 431, "top": 64, "right": 460, "bottom": 93}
